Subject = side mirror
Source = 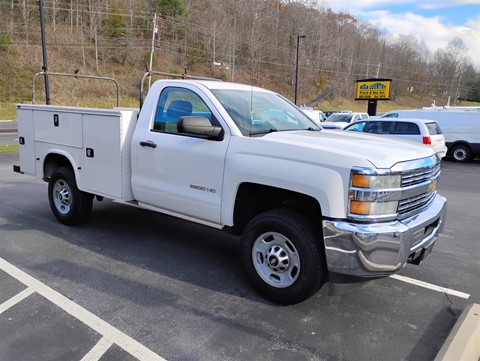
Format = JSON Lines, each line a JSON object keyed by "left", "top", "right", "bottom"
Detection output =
{"left": 177, "top": 116, "right": 223, "bottom": 140}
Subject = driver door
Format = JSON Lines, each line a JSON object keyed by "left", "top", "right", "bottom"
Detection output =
{"left": 131, "top": 86, "right": 229, "bottom": 225}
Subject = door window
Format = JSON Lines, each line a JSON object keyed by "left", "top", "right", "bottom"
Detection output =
{"left": 366, "top": 121, "right": 394, "bottom": 134}
{"left": 153, "top": 87, "right": 215, "bottom": 133}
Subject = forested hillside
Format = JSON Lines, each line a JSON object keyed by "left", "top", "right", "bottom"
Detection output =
{"left": 1, "top": 0, "right": 479, "bottom": 110}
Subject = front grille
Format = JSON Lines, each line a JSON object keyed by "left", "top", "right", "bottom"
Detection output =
{"left": 398, "top": 191, "right": 436, "bottom": 215}
{"left": 401, "top": 163, "right": 440, "bottom": 187}
{"left": 397, "top": 159, "right": 440, "bottom": 217}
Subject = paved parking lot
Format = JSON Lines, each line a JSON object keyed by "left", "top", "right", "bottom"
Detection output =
{"left": 0, "top": 151, "right": 479, "bottom": 361}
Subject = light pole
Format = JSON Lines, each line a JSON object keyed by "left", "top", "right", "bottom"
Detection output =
{"left": 294, "top": 35, "right": 305, "bottom": 105}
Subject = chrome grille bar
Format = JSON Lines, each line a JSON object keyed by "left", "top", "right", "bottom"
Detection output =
{"left": 398, "top": 191, "right": 436, "bottom": 214}
{"left": 401, "top": 163, "right": 440, "bottom": 187}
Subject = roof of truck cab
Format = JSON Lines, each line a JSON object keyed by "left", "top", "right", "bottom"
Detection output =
{"left": 157, "top": 79, "right": 272, "bottom": 93}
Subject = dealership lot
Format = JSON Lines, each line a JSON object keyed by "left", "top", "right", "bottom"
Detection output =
{"left": 0, "top": 151, "right": 479, "bottom": 361}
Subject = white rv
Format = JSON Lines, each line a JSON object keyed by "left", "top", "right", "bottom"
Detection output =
{"left": 382, "top": 109, "right": 480, "bottom": 162}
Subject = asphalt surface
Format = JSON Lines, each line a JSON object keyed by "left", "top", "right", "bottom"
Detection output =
{"left": 0, "top": 121, "right": 17, "bottom": 146}
{"left": 0, "top": 151, "right": 479, "bottom": 361}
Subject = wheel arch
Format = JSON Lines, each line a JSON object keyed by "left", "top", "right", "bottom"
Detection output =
{"left": 231, "top": 182, "right": 322, "bottom": 236}
{"left": 42, "top": 152, "right": 77, "bottom": 181}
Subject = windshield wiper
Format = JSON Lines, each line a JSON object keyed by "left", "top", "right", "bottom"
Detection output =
{"left": 279, "top": 128, "right": 319, "bottom": 132}
{"left": 249, "top": 127, "right": 319, "bottom": 135}
{"left": 249, "top": 128, "right": 278, "bottom": 136}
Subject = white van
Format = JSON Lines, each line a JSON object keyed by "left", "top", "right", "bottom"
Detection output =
{"left": 382, "top": 109, "right": 480, "bottom": 162}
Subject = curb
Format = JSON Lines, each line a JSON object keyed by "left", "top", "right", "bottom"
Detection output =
{"left": 435, "top": 303, "right": 480, "bottom": 361}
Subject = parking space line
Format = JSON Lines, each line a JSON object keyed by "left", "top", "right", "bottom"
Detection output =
{"left": 80, "top": 336, "right": 114, "bottom": 361}
{"left": 0, "top": 287, "right": 35, "bottom": 314}
{"left": 0, "top": 257, "right": 166, "bottom": 361}
{"left": 390, "top": 274, "right": 470, "bottom": 299}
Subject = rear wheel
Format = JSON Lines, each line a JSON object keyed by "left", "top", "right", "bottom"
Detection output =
{"left": 450, "top": 144, "right": 472, "bottom": 163}
{"left": 48, "top": 167, "right": 93, "bottom": 225}
{"left": 241, "top": 209, "right": 326, "bottom": 305}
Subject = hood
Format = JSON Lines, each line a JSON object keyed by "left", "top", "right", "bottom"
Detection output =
{"left": 321, "top": 121, "right": 348, "bottom": 129}
{"left": 260, "top": 129, "right": 436, "bottom": 169}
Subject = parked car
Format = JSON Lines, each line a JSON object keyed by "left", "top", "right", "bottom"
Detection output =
{"left": 322, "top": 112, "right": 369, "bottom": 129}
{"left": 344, "top": 118, "right": 448, "bottom": 158}
{"left": 300, "top": 108, "right": 326, "bottom": 125}
{"left": 323, "top": 110, "right": 339, "bottom": 118}
{"left": 382, "top": 109, "right": 480, "bottom": 162}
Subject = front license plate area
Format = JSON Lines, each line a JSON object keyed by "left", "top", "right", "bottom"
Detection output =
{"left": 408, "top": 242, "right": 435, "bottom": 265}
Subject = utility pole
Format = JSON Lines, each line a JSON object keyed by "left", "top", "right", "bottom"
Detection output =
{"left": 294, "top": 35, "right": 305, "bottom": 105}
{"left": 38, "top": 0, "right": 50, "bottom": 104}
{"left": 148, "top": 13, "right": 158, "bottom": 90}
{"left": 213, "top": 21, "right": 216, "bottom": 77}
{"left": 454, "top": 74, "right": 462, "bottom": 105}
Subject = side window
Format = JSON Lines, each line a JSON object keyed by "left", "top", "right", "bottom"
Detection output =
{"left": 153, "top": 87, "right": 214, "bottom": 133}
{"left": 353, "top": 114, "right": 361, "bottom": 122}
{"left": 366, "top": 121, "right": 393, "bottom": 134}
{"left": 393, "top": 122, "right": 420, "bottom": 135}
{"left": 426, "top": 122, "right": 443, "bottom": 135}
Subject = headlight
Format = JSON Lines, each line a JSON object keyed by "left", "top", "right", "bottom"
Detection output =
{"left": 351, "top": 173, "right": 401, "bottom": 189}
{"left": 349, "top": 169, "right": 402, "bottom": 219}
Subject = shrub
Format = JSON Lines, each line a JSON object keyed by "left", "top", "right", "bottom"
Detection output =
{"left": 0, "top": 32, "right": 12, "bottom": 51}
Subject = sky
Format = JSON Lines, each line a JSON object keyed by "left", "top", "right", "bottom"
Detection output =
{"left": 320, "top": 0, "right": 480, "bottom": 68}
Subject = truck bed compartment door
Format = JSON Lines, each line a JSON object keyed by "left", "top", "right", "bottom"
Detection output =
{"left": 17, "top": 107, "right": 36, "bottom": 175}
{"left": 33, "top": 110, "right": 83, "bottom": 148}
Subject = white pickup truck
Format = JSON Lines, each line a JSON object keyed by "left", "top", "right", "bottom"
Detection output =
{"left": 14, "top": 79, "right": 447, "bottom": 304}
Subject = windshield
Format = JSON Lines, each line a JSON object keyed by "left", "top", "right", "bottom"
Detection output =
{"left": 211, "top": 89, "right": 320, "bottom": 136}
{"left": 326, "top": 113, "right": 352, "bottom": 123}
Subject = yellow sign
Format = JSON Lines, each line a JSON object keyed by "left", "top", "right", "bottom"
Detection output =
{"left": 355, "top": 79, "right": 391, "bottom": 100}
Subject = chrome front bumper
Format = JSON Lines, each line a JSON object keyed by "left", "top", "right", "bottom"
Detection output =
{"left": 322, "top": 195, "right": 447, "bottom": 278}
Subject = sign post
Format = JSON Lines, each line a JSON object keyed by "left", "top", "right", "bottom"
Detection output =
{"left": 355, "top": 78, "right": 392, "bottom": 116}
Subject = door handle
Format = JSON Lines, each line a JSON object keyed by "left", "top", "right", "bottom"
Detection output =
{"left": 139, "top": 141, "right": 157, "bottom": 148}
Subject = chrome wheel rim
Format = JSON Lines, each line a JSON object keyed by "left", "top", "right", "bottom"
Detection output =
{"left": 453, "top": 148, "right": 467, "bottom": 161}
{"left": 52, "top": 179, "right": 72, "bottom": 215}
{"left": 252, "top": 232, "right": 300, "bottom": 288}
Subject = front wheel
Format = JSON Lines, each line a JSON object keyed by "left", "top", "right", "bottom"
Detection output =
{"left": 48, "top": 167, "right": 93, "bottom": 225}
{"left": 241, "top": 209, "right": 327, "bottom": 305}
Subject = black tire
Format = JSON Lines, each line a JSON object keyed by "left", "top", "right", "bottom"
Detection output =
{"left": 450, "top": 144, "right": 472, "bottom": 163}
{"left": 48, "top": 167, "right": 93, "bottom": 225}
{"left": 241, "top": 209, "right": 327, "bottom": 305}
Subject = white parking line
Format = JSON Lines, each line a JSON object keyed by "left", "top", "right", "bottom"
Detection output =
{"left": 0, "top": 287, "right": 35, "bottom": 314}
{"left": 390, "top": 274, "right": 470, "bottom": 299}
{"left": 79, "top": 336, "right": 114, "bottom": 361}
{"left": 0, "top": 257, "right": 166, "bottom": 361}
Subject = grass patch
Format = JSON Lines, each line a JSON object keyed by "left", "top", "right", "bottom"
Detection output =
{"left": 0, "top": 102, "right": 17, "bottom": 120}
{"left": 0, "top": 144, "right": 18, "bottom": 153}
